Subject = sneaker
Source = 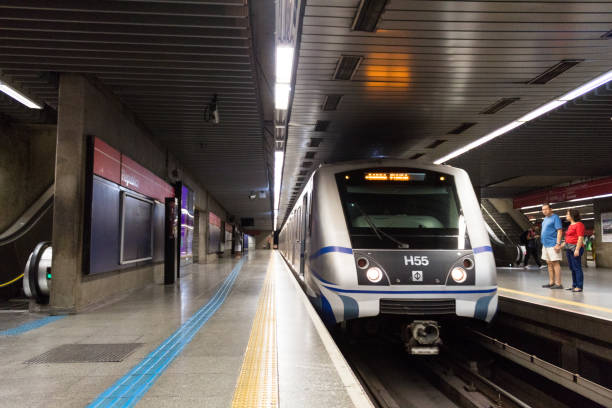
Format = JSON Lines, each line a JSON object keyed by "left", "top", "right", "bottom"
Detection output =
{"left": 565, "top": 287, "right": 574, "bottom": 291}
{"left": 539, "top": 265, "right": 547, "bottom": 269}
{"left": 550, "top": 284, "right": 563, "bottom": 289}
{"left": 542, "top": 283, "right": 553, "bottom": 288}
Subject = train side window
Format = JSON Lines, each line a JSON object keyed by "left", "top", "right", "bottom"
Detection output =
{"left": 308, "top": 192, "right": 313, "bottom": 237}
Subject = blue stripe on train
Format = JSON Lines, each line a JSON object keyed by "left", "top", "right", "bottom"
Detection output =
{"left": 309, "top": 246, "right": 353, "bottom": 260}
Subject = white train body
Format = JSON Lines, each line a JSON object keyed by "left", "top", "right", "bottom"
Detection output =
{"left": 279, "top": 160, "right": 497, "bottom": 326}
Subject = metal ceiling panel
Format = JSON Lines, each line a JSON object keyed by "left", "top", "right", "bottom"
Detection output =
{"left": 279, "top": 0, "right": 612, "bottom": 224}
{"left": 0, "top": 0, "right": 273, "bottom": 230}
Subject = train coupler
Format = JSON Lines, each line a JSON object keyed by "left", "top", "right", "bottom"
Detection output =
{"left": 403, "top": 320, "right": 442, "bottom": 355}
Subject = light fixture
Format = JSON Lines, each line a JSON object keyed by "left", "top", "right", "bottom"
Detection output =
{"left": 274, "top": 150, "right": 284, "bottom": 229}
{"left": 275, "top": 83, "right": 290, "bottom": 110}
{"left": 434, "top": 68, "right": 612, "bottom": 164}
{"left": 523, "top": 204, "right": 591, "bottom": 215}
{"left": 450, "top": 267, "right": 467, "bottom": 283}
{"left": 276, "top": 46, "right": 294, "bottom": 84}
{"left": 366, "top": 267, "right": 383, "bottom": 283}
{"left": 568, "top": 193, "right": 612, "bottom": 202}
{"left": 520, "top": 204, "right": 543, "bottom": 210}
{"left": 0, "top": 82, "right": 42, "bottom": 109}
{"left": 248, "top": 192, "right": 257, "bottom": 200}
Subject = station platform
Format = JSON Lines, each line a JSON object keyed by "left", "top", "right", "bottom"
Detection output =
{"left": 497, "top": 265, "right": 612, "bottom": 322}
{"left": 0, "top": 251, "right": 371, "bottom": 408}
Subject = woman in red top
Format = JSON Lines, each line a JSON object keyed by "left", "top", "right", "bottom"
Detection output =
{"left": 564, "top": 209, "right": 585, "bottom": 292}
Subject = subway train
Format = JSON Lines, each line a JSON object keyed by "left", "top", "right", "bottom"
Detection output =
{"left": 279, "top": 160, "right": 497, "bottom": 354}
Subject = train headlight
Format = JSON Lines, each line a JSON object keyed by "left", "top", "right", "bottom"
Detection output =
{"left": 450, "top": 267, "right": 467, "bottom": 283}
{"left": 366, "top": 267, "right": 383, "bottom": 283}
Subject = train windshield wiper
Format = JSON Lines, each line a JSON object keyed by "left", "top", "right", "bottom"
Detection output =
{"left": 352, "top": 203, "right": 410, "bottom": 249}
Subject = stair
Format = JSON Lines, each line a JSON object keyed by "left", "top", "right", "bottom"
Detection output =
{"left": 480, "top": 199, "right": 524, "bottom": 245}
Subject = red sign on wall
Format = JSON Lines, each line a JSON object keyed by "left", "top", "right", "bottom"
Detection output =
{"left": 514, "top": 177, "right": 612, "bottom": 208}
{"left": 92, "top": 137, "right": 174, "bottom": 202}
{"left": 209, "top": 212, "right": 221, "bottom": 228}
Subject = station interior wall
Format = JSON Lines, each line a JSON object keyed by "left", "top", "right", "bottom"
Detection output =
{"left": 0, "top": 123, "right": 56, "bottom": 232}
{"left": 50, "top": 73, "right": 230, "bottom": 312}
{"left": 594, "top": 197, "right": 612, "bottom": 268}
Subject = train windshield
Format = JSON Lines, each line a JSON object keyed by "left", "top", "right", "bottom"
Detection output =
{"left": 336, "top": 168, "right": 469, "bottom": 249}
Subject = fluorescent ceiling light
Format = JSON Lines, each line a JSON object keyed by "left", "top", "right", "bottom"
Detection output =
{"left": 582, "top": 217, "right": 595, "bottom": 220}
{"left": 275, "top": 83, "right": 290, "bottom": 110}
{"left": 274, "top": 150, "right": 284, "bottom": 212}
{"left": 0, "top": 82, "right": 42, "bottom": 109}
{"left": 434, "top": 121, "right": 522, "bottom": 164}
{"left": 520, "top": 204, "right": 543, "bottom": 210}
{"left": 568, "top": 193, "right": 612, "bottom": 202}
{"left": 523, "top": 204, "right": 590, "bottom": 215}
{"left": 559, "top": 69, "right": 612, "bottom": 101}
{"left": 276, "top": 46, "right": 294, "bottom": 84}
{"left": 434, "top": 68, "right": 612, "bottom": 164}
{"left": 516, "top": 100, "right": 566, "bottom": 123}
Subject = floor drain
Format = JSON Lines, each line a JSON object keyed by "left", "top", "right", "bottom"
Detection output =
{"left": 26, "top": 343, "right": 143, "bottom": 364}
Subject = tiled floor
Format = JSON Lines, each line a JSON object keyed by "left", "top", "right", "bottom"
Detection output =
{"left": 0, "top": 251, "right": 357, "bottom": 408}
{"left": 497, "top": 265, "right": 612, "bottom": 321}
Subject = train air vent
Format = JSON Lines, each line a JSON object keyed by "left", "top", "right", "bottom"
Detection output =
{"left": 426, "top": 139, "right": 446, "bottom": 149}
{"left": 314, "top": 120, "right": 330, "bottom": 132}
{"left": 601, "top": 29, "right": 612, "bottom": 39}
{"left": 352, "top": 0, "right": 388, "bottom": 32}
{"left": 527, "top": 59, "right": 583, "bottom": 84}
{"left": 480, "top": 97, "right": 520, "bottom": 114}
{"left": 448, "top": 122, "right": 476, "bottom": 135}
{"left": 309, "top": 137, "right": 323, "bottom": 147}
{"left": 333, "top": 55, "right": 363, "bottom": 80}
{"left": 380, "top": 299, "right": 456, "bottom": 315}
{"left": 322, "top": 94, "right": 343, "bottom": 111}
{"left": 409, "top": 153, "right": 424, "bottom": 160}
{"left": 241, "top": 217, "right": 254, "bottom": 227}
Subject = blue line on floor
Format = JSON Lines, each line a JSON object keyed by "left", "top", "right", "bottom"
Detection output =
{"left": 0, "top": 315, "right": 65, "bottom": 336}
{"left": 87, "top": 257, "right": 246, "bottom": 408}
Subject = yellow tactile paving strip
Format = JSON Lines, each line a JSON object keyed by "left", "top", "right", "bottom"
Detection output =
{"left": 499, "top": 287, "right": 612, "bottom": 315}
{"left": 231, "top": 264, "right": 279, "bottom": 408}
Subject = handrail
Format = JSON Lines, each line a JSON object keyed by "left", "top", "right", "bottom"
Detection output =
{"left": 480, "top": 203, "right": 516, "bottom": 245}
{"left": 0, "top": 184, "right": 54, "bottom": 245}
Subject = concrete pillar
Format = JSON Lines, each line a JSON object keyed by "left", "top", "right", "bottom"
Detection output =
{"left": 49, "top": 74, "right": 87, "bottom": 312}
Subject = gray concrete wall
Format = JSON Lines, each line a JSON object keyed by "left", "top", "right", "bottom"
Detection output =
{"left": 487, "top": 198, "right": 531, "bottom": 230}
{"left": 50, "top": 74, "right": 232, "bottom": 312}
{"left": 594, "top": 197, "right": 612, "bottom": 268}
{"left": 0, "top": 123, "right": 56, "bottom": 231}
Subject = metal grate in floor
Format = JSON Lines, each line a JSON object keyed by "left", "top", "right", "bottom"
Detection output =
{"left": 25, "top": 343, "right": 143, "bottom": 364}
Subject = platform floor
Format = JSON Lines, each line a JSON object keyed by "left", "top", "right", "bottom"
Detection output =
{"left": 0, "top": 251, "right": 369, "bottom": 408}
{"left": 497, "top": 265, "right": 612, "bottom": 322}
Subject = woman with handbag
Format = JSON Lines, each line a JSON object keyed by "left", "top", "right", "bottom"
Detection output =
{"left": 564, "top": 209, "right": 586, "bottom": 292}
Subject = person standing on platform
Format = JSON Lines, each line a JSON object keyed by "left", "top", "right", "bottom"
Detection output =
{"left": 522, "top": 226, "right": 542, "bottom": 268}
{"left": 564, "top": 209, "right": 585, "bottom": 292}
{"left": 540, "top": 204, "right": 563, "bottom": 289}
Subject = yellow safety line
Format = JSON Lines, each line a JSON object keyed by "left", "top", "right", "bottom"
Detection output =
{"left": 231, "top": 263, "right": 278, "bottom": 408}
{"left": 0, "top": 274, "right": 23, "bottom": 288}
{"left": 499, "top": 287, "right": 612, "bottom": 315}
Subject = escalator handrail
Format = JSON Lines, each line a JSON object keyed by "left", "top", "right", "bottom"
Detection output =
{"left": 481, "top": 204, "right": 516, "bottom": 245}
{"left": 0, "top": 184, "right": 54, "bottom": 246}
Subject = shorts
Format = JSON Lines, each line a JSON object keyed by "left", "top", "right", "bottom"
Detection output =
{"left": 541, "top": 246, "right": 562, "bottom": 262}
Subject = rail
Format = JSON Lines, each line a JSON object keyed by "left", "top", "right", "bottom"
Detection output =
{"left": 480, "top": 203, "right": 516, "bottom": 245}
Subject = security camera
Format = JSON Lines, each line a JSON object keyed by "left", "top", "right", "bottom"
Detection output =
{"left": 204, "top": 94, "right": 219, "bottom": 124}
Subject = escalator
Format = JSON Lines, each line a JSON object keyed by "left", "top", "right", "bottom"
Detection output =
{"left": 481, "top": 204, "right": 525, "bottom": 267}
{"left": 0, "top": 185, "right": 53, "bottom": 303}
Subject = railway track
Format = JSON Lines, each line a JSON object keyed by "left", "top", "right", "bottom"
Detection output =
{"left": 335, "top": 323, "right": 612, "bottom": 408}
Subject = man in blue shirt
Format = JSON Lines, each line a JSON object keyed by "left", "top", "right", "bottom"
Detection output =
{"left": 540, "top": 204, "right": 563, "bottom": 289}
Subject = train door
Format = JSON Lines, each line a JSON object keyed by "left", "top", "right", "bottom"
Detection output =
{"left": 299, "top": 195, "right": 308, "bottom": 277}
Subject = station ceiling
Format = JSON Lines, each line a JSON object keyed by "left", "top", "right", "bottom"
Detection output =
{"left": 0, "top": 0, "right": 275, "bottom": 230}
{"left": 279, "top": 0, "right": 612, "bottom": 223}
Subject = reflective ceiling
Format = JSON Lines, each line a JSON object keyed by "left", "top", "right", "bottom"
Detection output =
{"left": 0, "top": 0, "right": 275, "bottom": 230}
{"left": 280, "top": 0, "right": 612, "bottom": 224}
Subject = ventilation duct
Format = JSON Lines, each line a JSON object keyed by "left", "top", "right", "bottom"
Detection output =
{"left": 480, "top": 97, "right": 520, "bottom": 114}
{"left": 352, "top": 0, "right": 387, "bottom": 32}
{"left": 527, "top": 59, "right": 583, "bottom": 85}
{"left": 333, "top": 55, "right": 363, "bottom": 80}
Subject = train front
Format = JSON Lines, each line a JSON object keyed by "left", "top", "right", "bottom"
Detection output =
{"left": 311, "top": 164, "right": 497, "bottom": 354}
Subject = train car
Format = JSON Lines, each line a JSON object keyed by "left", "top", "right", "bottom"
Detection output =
{"left": 279, "top": 159, "right": 497, "bottom": 354}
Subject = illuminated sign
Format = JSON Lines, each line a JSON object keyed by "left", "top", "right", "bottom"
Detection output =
{"left": 364, "top": 172, "right": 417, "bottom": 181}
